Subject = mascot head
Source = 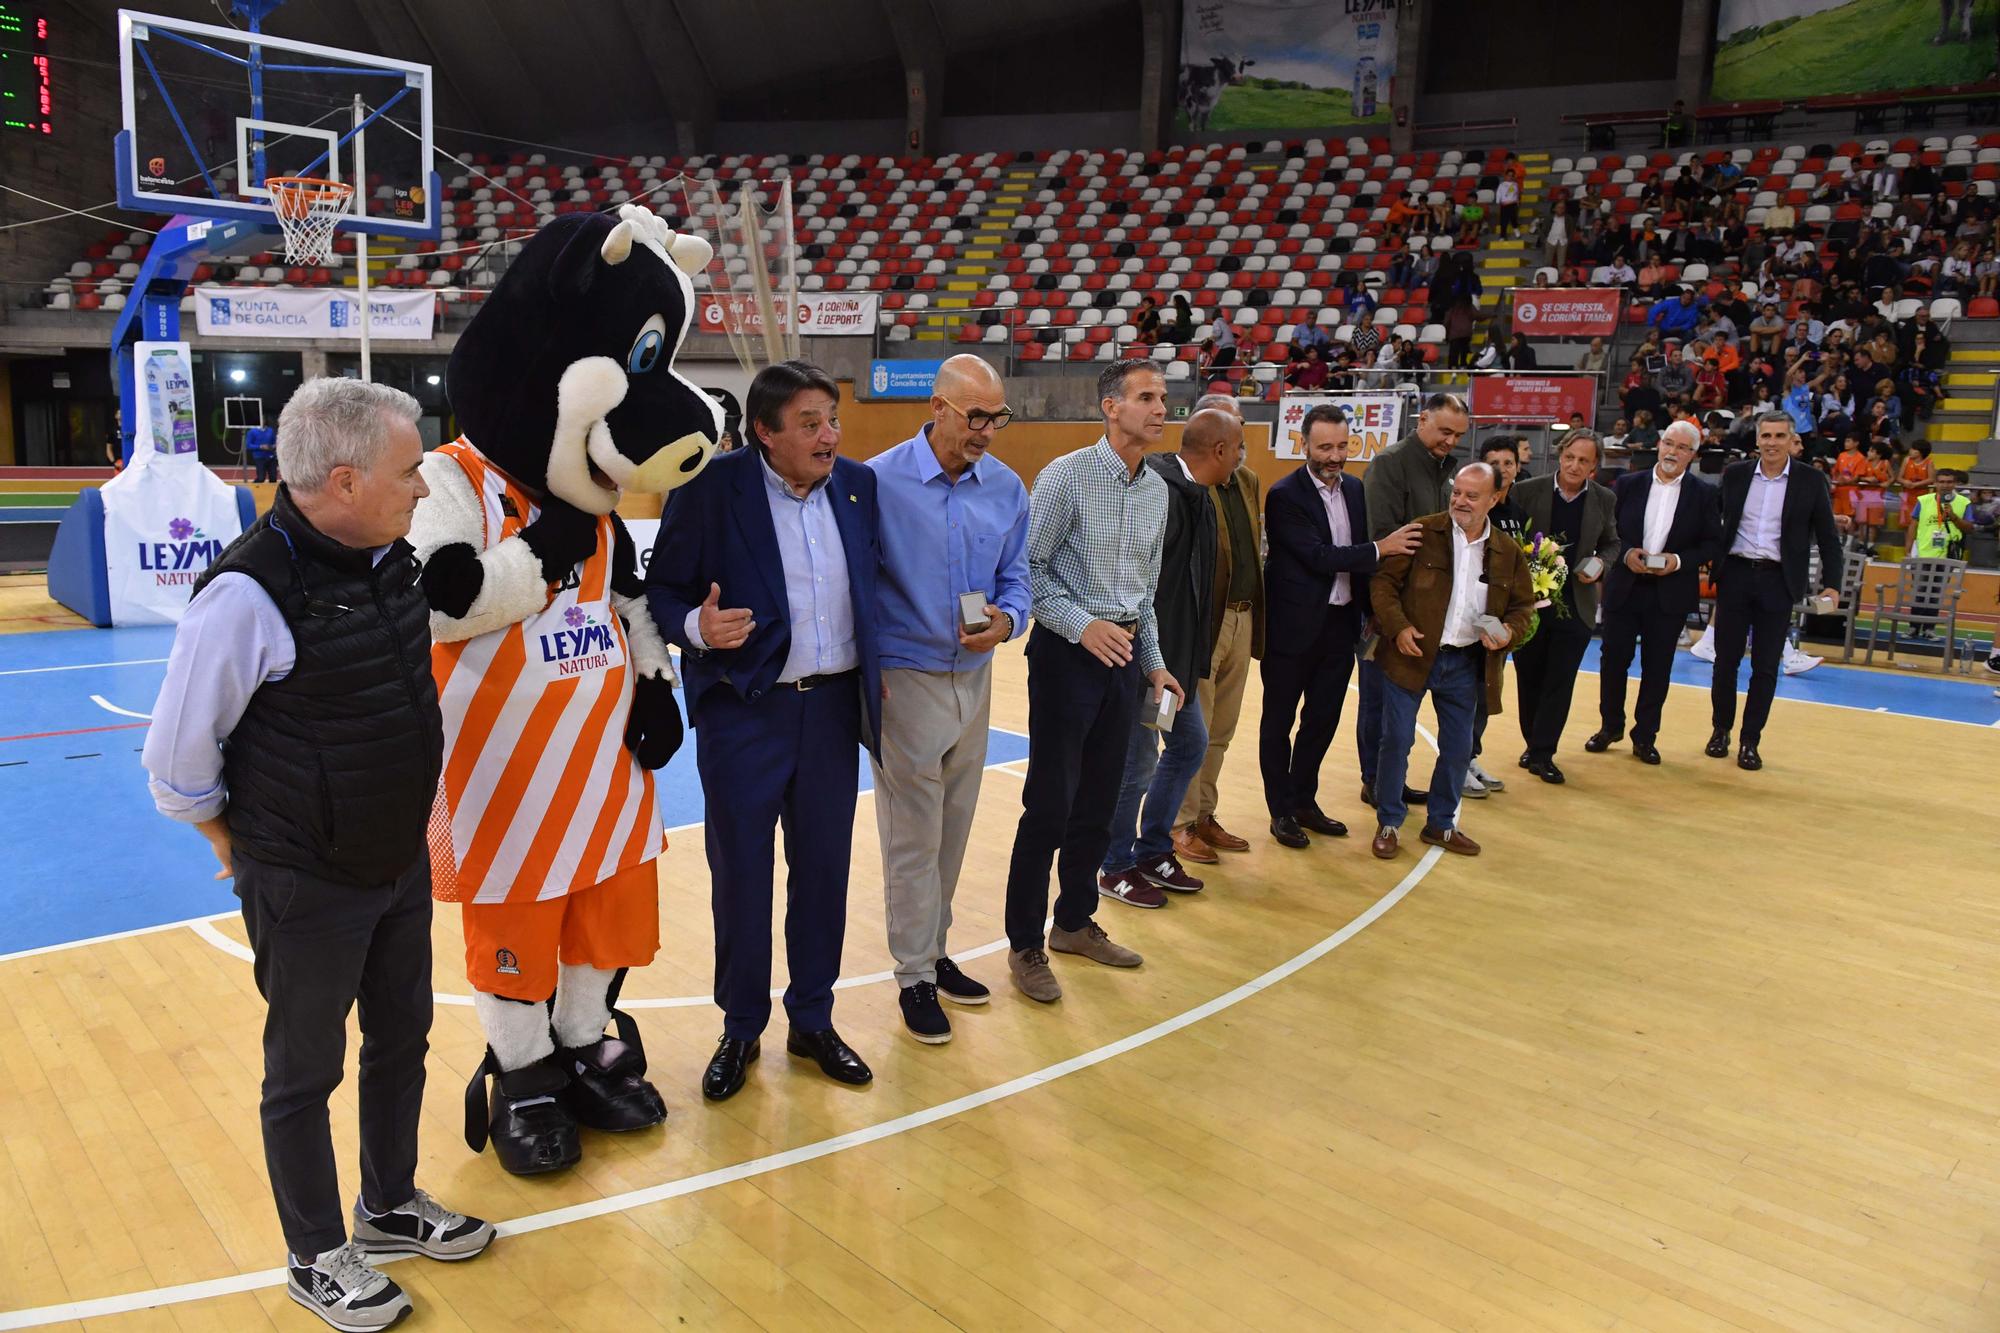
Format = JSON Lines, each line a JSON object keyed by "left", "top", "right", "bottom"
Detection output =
{"left": 447, "top": 204, "right": 722, "bottom": 516}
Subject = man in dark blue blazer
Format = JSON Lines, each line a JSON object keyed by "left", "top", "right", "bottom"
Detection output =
{"left": 646, "top": 360, "right": 883, "bottom": 1102}
{"left": 1586, "top": 420, "right": 1723, "bottom": 765}
{"left": 1258, "top": 404, "right": 1423, "bottom": 848}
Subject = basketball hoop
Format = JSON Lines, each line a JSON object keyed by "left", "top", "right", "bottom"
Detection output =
{"left": 267, "top": 175, "right": 354, "bottom": 265}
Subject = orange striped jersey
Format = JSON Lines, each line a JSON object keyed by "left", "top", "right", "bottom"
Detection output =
{"left": 426, "top": 438, "right": 662, "bottom": 905}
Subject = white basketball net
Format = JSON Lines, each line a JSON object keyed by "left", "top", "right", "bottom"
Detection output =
{"left": 268, "top": 176, "right": 354, "bottom": 265}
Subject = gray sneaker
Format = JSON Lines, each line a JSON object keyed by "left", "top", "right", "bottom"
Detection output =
{"left": 1049, "top": 921, "right": 1143, "bottom": 968}
{"left": 1009, "top": 947, "right": 1062, "bottom": 1003}
{"left": 352, "top": 1189, "right": 495, "bottom": 1262}
{"left": 286, "top": 1242, "right": 411, "bottom": 1332}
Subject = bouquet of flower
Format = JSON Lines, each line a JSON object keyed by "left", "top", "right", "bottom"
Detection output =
{"left": 1514, "top": 532, "right": 1570, "bottom": 651}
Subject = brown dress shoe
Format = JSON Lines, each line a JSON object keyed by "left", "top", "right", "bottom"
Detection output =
{"left": 1008, "top": 947, "right": 1062, "bottom": 1003}
{"left": 1171, "top": 827, "right": 1219, "bottom": 864}
{"left": 1192, "top": 815, "right": 1250, "bottom": 853}
{"left": 1048, "top": 921, "right": 1143, "bottom": 967}
{"left": 1420, "top": 826, "right": 1481, "bottom": 856}
{"left": 1370, "top": 825, "right": 1399, "bottom": 859}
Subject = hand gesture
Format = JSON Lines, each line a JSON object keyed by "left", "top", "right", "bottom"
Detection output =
{"left": 1377, "top": 522, "right": 1424, "bottom": 559}
{"left": 1079, "top": 618, "right": 1135, "bottom": 668}
{"left": 958, "top": 606, "right": 1011, "bottom": 655}
{"left": 1395, "top": 626, "right": 1425, "bottom": 657}
{"left": 697, "top": 582, "right": 756, "bottom": 650}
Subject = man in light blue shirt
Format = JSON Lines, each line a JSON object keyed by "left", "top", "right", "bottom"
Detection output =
{"left": 867, "top": 355, "right": 1030, "bottom": 1043}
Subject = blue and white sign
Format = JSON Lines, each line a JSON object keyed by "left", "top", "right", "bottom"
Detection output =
{"left": 868, "top": 359, "right": 944, "bottom": 400}
{"left": 194, "top": 286, "right": 437, "bottom": 341}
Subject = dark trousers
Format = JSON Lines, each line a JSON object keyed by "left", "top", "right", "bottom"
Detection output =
{"left": 1710, "top": 556, "right": 1792, "bottom": 746}
{"left": 1514, "top": 612, "right": 1591, "bottom": 760}
{"left": 695, "top": 676, "right": 861, "bottom": 1041}
{"left": 1355, "top": 655, "right": 1384, "bottom": 785}
{"left": 252, "top": 456, "right": 279, "bottom": 483}
{"left": 237, "top": 850, "right": 433, "bottom": 1260}
{"left": 1004, "top": 625, "right": 1140, "bottom": 952}
{"left": 1598, "top": 583, "right": 1684, "bottom": 745}
{"left": 1258, "top": 604, "right": 1360, "bottom": 817}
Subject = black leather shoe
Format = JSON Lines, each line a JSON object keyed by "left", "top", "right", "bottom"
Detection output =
{"left": 1293, "top": 803, "right": 1348, "bottom": 837}
{"left": 1526, "top": 756, "right": 1567, "bottom": 784}
{"left": 1633, "top": 741, "right": 1662, "bottom": 765}
{"left": 1404, "top": 786, "right": 1428, "bottom": 806}
{"left": 786, "top": 1027, "right": 873, "bottom": 1085}
{"left": 702, "top": 1035, "right": 759, "bottom": 1102}
{"left": 1358, "top": 782, "right": 1374, "bottom": 807}
{"left": 1737, "top": 744, "right": 1762, "bottom": 771}
{"left": 1583, "top": 729, "right": 1622, "bottom": 753}
{"left": 1518, "top": 749, "right": 1533, "bottom": 769}
{"left": 1704, "top": 730, "right": 1731, "bottom": 759}
{"left": 468, "top": 1052, "right": 582, "bottom": 1176}
{"left": 1269, "top": 814, "right": 1309, "bottom": 848}
{"left": 558, "top": 1027, "right": 668, "bottom": 1133}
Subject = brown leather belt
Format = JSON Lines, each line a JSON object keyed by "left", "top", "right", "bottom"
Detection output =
{"left": 1225, "top": 599, "right": 1254, "bottom": 611}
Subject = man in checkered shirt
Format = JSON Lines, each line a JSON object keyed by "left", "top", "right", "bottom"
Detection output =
{"left": 1003, "top": 358, "right": 1185, "bottom": 1003}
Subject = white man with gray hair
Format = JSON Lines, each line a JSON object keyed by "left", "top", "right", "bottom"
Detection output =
{"left": 142, "top": 378, "right": 493, "bottom": 1332}
{"left": 1586, "top": 418, "right": 1723, "bottom": 764}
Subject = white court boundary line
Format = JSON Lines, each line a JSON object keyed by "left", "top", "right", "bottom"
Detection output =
{"left": 0, "top": 843, "right": 1443, "bottom": 1329}
{"left": 0, "top": 656, "right": 168, "bottom": 678}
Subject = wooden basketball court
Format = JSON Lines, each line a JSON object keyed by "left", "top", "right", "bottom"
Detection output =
{"left": 4, "top": 619, "right": 1999, "bottom": 1331}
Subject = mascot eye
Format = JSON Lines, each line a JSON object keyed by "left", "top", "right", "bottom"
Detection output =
{"left": 627, "top": 314, "right": 669, "bottom": 375}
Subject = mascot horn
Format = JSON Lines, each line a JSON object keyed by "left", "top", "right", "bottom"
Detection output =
{"left": 409, "top": 204, "right": 721, "bottom": 1175}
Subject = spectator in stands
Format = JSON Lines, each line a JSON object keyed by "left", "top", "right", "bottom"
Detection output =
{"left": 1910, "top": 468, "right": 1973, "bottom": 562}
{"left": 1696, "top": 306, "right": 1738, "bottom": 349}
{"left": 1387, "top": 235, "right": 1423, "bottom": 289}
{"left": 1291, "top": 311, "right": 1331, "bottom": 360}
{"left": 1134, "top": 296, "right": 1161, "bottom": 347}
{"left": 1287, "top": 345, "right": 1330, "bottom": 391}
{"left": 1603, "top": 417, "right": 1630, "bottom": 459}
{"left": 1435, "top": 255, "right": 1482, "bottom": 370}
{"left": 1579, "top": 337, "right": 1609, "bottom": 374}
{"left": 1975, "top": 245, "right": 1999, "bottom": 299}
{"left": 1693, "top": 355, "right": 1727, "bottom": 413}
{"left": 1593, "top": 254, "right": 1636, "bottom": 290}
{"left": 1202, "top": 308, "right": 1240, "bottom": 372}
{"left": 1782, "top": 367, "right": 1819, "bottom": 440}
{"left": 1764, "top": 198, "right": 1798, "bottom": 234}
{"left": 1634, "top": 255, "right": 1668, "bottom": 300}
{"left": 1163, "top": 294, "right": 1196, "bottom": 345}
{"left": 1626, "top": 408, "right": 1661, "bottom": 451}
{"left": 1864, "top": 244, "right": 1909, "bottom": 296}
{"left": 1426, "top": 194, "right": 1452, "bottom": 235}
{"left": 1649, "top": 287, "right": 1705, "bottom": 340}
{"left": 1905, "top": 159, "right": 1941, "bottom": 198}
{"left": 1858, "top": 440, "right": 1894, "bottom": 545}
{"left": 1496, "top": 172, "right": 1520, "bottom": 238}
{"left": 1457, "top": 197, "right": 1486, "bottom": 246}
{"left": 1747, "top": 302, "right": 1787, "bottom": 357}
{"left": 1545, "top": 200, "right": 1572, "bottom": 271}
{"left": 1349, "top": 307, "right": 1382, "bottom": 366}
{"left": 1865, "top": 156, "right": 1900, "bottom": 202}
{"left": 1662, "top": 100, "right": 1691, "bottom": 148}
{"left": 1623, "top": 365, "right": 1664, "bottom": 425}
{"left": 1818, "top": 373, "right": 1857, "bottom": 439}
{"left": 1502, "top": 332, "right": 1537, "bottom": 371}
{"left": 1389, "top": 189, "right": 1422, "bottom": 234}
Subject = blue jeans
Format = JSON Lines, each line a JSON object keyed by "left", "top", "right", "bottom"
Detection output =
{"left": 1101, "top": 686, "right": 1209, "bottom": 872}
{"left": 1374, "top": 648, "right": 1479, "bottom": 833}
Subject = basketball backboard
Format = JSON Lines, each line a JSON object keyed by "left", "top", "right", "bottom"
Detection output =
{"left": 115, "top": 9, "right": 438, "bottom": 240}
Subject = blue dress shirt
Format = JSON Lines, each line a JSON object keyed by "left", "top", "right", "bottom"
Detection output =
{"left": 755, "top": 451, "right": 857, "bottom": 682}
{"left": 869, "top": 426, "right": 1032, "bottom": 673}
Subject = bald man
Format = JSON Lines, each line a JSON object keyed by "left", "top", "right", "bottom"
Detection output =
{"left": 1099, "top": 408, "right": 1236, "bottom": 906}
{"left": 868, "top": 355, "right": 1031, "bottom": 1043}
{"left": 1171, "top": 394, "right": 1265, "bottom": 863}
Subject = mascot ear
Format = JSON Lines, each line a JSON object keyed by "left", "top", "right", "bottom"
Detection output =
{"left": 667, "top": 233, "right": 712, "bottom": 277}
{"left": 549, "top": 215, "right": 617, "bottom": 298}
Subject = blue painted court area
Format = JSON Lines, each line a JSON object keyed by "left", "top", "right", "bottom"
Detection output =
{"left": 0, "top": 626, "right": 1030, "bottom": 957}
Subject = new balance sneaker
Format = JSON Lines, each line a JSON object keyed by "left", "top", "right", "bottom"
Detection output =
{"left": 352, "top": 1189, "right": 495, "bottom": 1262}
{"left": 1136, "top": 852, "right": 1204, "bottom": 893}
{"left": 287, "top": 1242, "right": 412, "bottom": 1332}
{"left": 933, "top": 956, "right": 990, "bottom": 1004}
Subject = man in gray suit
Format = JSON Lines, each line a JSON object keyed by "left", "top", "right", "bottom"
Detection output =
{"left": 1508, "top": 430, "right": 1620, "bottom": 784}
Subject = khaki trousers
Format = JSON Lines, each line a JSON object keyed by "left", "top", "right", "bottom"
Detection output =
{"left": 870, "top": 661, "right": 993, "bottom": 987}
{"left": 1176, "top": 605, "right": 1253, "bottom": 830}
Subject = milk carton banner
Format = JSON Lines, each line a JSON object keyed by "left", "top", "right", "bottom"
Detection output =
{"left": 99, "top": 455, "right": 245, "bottom": 625}
{"left": 194, "top": 286, "right": 437, "bottom": 341}
{"left": 1177, "top": 0, "right": 1397, "bottom": 132}
{"left": 134, "top": 341, "right": 199, "bottom": 463}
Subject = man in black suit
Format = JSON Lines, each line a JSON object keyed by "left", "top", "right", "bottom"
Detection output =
{"left": 1258, "top": 404, "right": 1422, "bottom": 848}
{"left": 1586, "top": 419, "right": 1723, "bottom": 764}
{"left": 1706, "top": 410, "right": 1842, "bottom": 770}
{"left": 1507, "top": 430, "right": 1620, "bottom": 784}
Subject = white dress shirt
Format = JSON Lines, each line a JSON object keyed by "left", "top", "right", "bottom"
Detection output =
{"left": 1439, "top": 520, "right": 1490, "bottom": 647}
{"left": 1311, "top": 470, "right": 1354, "bottom": 605}
{"left": 1729, "top": 460, "right": 1789, "bottom": 561}
{"left": 1642, "top": 466, "right": 1684, "bottom": 557}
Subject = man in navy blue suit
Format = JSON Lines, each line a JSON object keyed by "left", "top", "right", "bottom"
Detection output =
{"left": 1258, "top": 404, "right": 1423, "bottom": 849}
{"left": 646, "top": 360, "right": 883, "bottom": 1102}
{"left": 1586, "top": 420, "right": 1723, "bottom": 765}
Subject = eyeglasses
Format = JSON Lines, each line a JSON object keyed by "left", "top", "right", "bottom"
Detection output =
{"left": 937, "top": 396, "right": 1014, "bottom": 432}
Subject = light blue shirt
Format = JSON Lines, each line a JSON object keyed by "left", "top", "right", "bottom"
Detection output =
{"left": 869, "top": 426, "right": 1032, "bottom": 673}
{"left": 142, "top": 548, "right": 390, "bottom": 823}
{"left": 1730, "top": 459, "right": 1789, "bottom": 562}
{"left": 742, "top": 451, "right": 857, "bottom": 683}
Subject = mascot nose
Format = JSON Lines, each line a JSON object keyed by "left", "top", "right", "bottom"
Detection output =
{"left": 630, "top": 433, "right": 714, "bottom": 494}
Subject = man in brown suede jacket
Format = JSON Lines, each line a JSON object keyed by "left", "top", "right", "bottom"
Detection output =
{"left": 1367, "top": 462, "right": 1535, "bottom": 859}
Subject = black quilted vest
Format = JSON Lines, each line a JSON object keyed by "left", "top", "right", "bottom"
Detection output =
{"left": 191, "top": 487, "right": 443, "bottom": 886}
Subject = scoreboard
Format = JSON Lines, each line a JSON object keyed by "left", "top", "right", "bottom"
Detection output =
{"left": 0, "top": 5, "right": 51, "bottom": 135}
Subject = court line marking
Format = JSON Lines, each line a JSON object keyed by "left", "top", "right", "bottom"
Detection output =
{"left": 0, "top": 911, "right": 237, "bottom": 965}
{"left": 88, "top": 694, "right": 152, "bottom": 720}
{"left": 0, "top": 845, "right": 1443, "bottom": 1330}
{"left": 0, "top": 656, "right": 168, "bottom": 678}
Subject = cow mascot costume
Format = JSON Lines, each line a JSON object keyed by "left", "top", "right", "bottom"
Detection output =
{"left": 409, "top": 204, "right": 721, "bottom": 1175}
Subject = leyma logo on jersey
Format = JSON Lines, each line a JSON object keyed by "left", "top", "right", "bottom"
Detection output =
{"left": 538, "top": 604, "right": 620, "bottom": 678}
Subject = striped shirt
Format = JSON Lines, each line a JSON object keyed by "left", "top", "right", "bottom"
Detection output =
{"left": 427, "top": 439, "right": 662, "bottom": 905}
{"left": 1026, "top": 438, "right": 1168, "bottom": 675}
